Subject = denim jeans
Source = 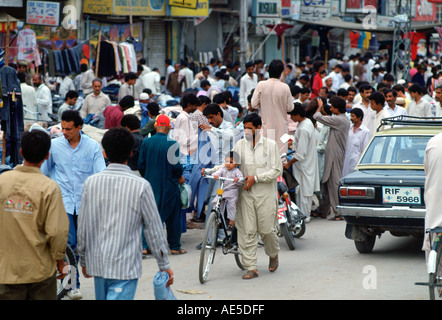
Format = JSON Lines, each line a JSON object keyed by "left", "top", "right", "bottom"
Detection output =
{"left": 68, "top": 213, "right": 80, "bottom": 289}
{"left": 94, "top": 277, "right": 138, "bottom": 300}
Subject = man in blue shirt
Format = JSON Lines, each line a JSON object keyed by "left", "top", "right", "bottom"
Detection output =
{"left": 41, "top": 109, "right": 106, "bottom": 300}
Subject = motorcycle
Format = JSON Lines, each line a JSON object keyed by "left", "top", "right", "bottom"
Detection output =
{"left": 276, "top": 176, "right": 307, "bottom": 250}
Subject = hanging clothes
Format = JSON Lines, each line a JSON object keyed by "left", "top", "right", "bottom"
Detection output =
{"left": 368, "top": 33, "right": 379, "bottom": 51}
{"left": 350, "top": 31, "right": 360, "bottom": 48}
{"left": 17, "top": 28, "right": 37, "bottom": 62}
{"left": 363, "top": 32, "right": 371, "bottom": 50}
{"left": 357, "top": 31, "right": 366, "bottom": 49}
{"left": 0, "top": 65, "right": 24, "bottom": 166}
{"left": 97, "top": 40, "right": 117, "bottom": 78}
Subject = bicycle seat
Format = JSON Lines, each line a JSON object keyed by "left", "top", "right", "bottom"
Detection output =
{"left": 277, "top": 181, "right": 288, "bottom": 194}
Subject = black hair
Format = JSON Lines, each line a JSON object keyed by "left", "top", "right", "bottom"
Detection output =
{"left": 359, "top": 84, "right": 373, "bottom": 93}
{"left": 17, "top": 72, "right": 26, "bottom": 83}
{"left": 198, "top": 95, "right": 211, "bottom": 106}
{"left": 200, "top": 80, "right": 211, "bottom": 88}
{"left": 143, "top": 88, "right": 152, "bottom": 95}
{"left": 288, "top": 102, "right": 306, "bottom": 117}
{"left": 21, "top": 130, "right": 51, "bottom": 164}
{"left": 350, "top": 108, "right": 364, "bottom": 121}
{"left": 147, "top": 102, "right": 160, "bottom": 117}
{"left": 203, "top": 103, "right": 223, "bottom": 118}
{"left": 337, "top": 88, "right": 348, "bottom": 97}
{"left": 213, "top": 93, "right": 227, "bottom": 105}
{"left": 124, "top": 72, "right": 138, "bottom": 82}
{"left": 347, "top": 86, "right": 357, "bottom": 93}
{"left": 120, "top": 114, "right": 140, "bottom": 131}
{"left": 181, "top": 93, "right": 200, "bottom": 109}
{"left": 368, "top": 91, "right": 385, "bottom": 106}
{"left": 329, "top": 96, "right": 347, "bottom": 113}
{"left": 243, "top": 113, "right": 262, "bottom": 127}
{"left": 119, "top": 95, "right": 135, "bottom": 109}
{"left": 245, "top": 61, "right": 255, "bottom": 69}
{"left": 65, "top": 90, "right": 79, "bottom": 101}
{"left": 385, "top": 89, "right": 397, "bottom": 97}
{"left": 101, "top": 127, "right": 134, "bottom": 164}
{"left": 408, "top": 84, "right": 424, "bottom": 95}
{"left": 226, "top": 150, "right": 240, "bottom": 163}
{"left": 268, "top": 59, "right": 285, "bottom": 79}
{"left": 61, "top": 110, "right": 83, "bottom": 128}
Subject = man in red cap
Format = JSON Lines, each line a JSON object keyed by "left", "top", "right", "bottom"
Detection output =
{"left": 138, "top": 114, "right": 187, "bottom": 255}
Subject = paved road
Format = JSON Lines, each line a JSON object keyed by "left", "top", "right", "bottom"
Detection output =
{"left": 73, "top": 217, "right": 430, "bottom": 301}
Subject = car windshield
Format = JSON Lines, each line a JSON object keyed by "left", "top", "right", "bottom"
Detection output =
{"left": 359, "top": 135, "right": 431, "bottom": 165}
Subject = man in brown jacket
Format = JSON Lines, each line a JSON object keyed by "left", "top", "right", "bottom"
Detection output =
{"left": 0, "top": 130, "right": 69, "bottom": 300}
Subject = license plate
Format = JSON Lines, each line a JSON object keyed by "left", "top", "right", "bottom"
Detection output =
{"left": 382, "top": 186, "right": 421, "bottom": 204}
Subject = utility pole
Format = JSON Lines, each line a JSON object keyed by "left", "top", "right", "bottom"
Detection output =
{"left": 239, "top": 0, "right": 248, "bottom": 74}
{"left": 391, "top": 0, "right": 411, "bottom": 81}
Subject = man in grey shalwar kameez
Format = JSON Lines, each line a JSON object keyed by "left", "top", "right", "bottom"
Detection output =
{"left": 312, "top": 96, "right": 350, "bottom": 220}
{"left": 233, "top": 113, "right": 282, "bottom": 280}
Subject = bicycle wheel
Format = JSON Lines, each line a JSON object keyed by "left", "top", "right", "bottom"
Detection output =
{"left": 199, "top": 211, "right": 219, "bottom": 284}
{"left": 429, "top": 239, "right": 442, "bottom": 300}
{"left": 57, "top": 245, "right": 77, "bottom": 300}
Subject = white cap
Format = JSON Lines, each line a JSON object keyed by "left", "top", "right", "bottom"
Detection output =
{"left": 139, "top": 93, "right": 150, "bottom": 100}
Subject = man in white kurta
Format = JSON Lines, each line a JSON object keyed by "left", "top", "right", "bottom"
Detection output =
{"left": 284, "top": 106, "right": 320, "bottom": 220}
{"left": 233, "top": 113, "right": 282, "bottom": 279}
{"left": 251, "top": 60, "right": 294, "bottom": 154}
{"left": 352, "top": 85, "right": 375, "bottom": 133}
{"left": 423, "top": 132, "right": 442, "bottom": 255}
{"left": 407, "top": 84, "right": 433, "bottom": 118}
{"left": 32, "top": 74, "right": 52, "bottom": 122}
{"left": 342, "top": 108, "right": 371, "bottom": 177}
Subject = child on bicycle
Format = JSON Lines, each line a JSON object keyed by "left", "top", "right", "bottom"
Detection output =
{"left": 207, "top": 151, "right": 243, "bottom": 230}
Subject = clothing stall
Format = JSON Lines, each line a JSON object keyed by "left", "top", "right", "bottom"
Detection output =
{"left": 95, "top": 32, "right": 138, "bottom": 78}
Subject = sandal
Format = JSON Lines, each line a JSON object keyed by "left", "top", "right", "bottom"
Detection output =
{"left": 311, "top": 210, "right": 327, "bottom": 219}
{"left": 171, "top": 248, "right": 187, "bottom": 255}
{"left": 329, "top": 216, "right": 344, "bottom": 221}
{"left": 242, "top": 270, "right": 259, "bottom": 280}
{"left": 269, "top": 255, "right": 279, "bottom": 272}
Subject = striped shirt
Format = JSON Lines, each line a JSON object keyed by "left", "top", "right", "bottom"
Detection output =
{"left": 77, "top": 163, "right": 170, "bottom": 280}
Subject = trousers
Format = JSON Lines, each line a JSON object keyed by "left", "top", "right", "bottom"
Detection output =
{"left": 94, "top": 277, "right": 138, "bottom": 300}
{"left": 0, "top": 273, "right": 57, "bottom": 300}
{"left": 236, "top": 191, "right": 279, "bottom": 271}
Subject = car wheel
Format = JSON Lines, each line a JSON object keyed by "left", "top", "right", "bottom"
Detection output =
{"left": 354, "top": 235, "right": 376, "bottom": 253}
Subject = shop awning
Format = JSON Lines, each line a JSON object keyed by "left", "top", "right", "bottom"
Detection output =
{"left": 290, "top": 17, "right": 442, "bottom": 34}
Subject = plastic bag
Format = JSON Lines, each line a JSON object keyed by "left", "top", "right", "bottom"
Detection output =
{"left": 153, "top": 271, "right": 177, "bottom": 300}
{"left": 179, "top": 183, "right": 192, "bottom": 209}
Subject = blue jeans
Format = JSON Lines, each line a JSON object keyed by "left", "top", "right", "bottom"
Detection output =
{"left": 94, "top": 277, "right": 138, "bottom": 300}
{"left": 68, "top": 213, "right": 80, "bottom": 289}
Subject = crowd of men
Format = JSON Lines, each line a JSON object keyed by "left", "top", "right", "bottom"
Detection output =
{"left": 2, "top": 50, "right": 442, "bottom": 300}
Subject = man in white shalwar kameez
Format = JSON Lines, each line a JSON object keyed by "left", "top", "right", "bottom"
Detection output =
{"left": 284, "top": 104, "right": 320, "bottom": 221}
{"left": 342, "top": 108, "right": 371, "bottom": 177}
{"left": 423, "top": 132, "right": 442, "bottom": 257}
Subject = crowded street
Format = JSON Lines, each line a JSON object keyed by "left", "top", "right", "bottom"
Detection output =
{"left": 1, "top": 0, "right": 442, "bottom": 304}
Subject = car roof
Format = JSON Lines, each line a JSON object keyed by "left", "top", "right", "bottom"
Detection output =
{"left": 374, "top": 125, "right": 442, "bottom": 136}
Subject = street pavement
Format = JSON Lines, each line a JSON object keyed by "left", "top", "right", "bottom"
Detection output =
{"left": 74, "top": 217, "right": 430, "bottom": 301}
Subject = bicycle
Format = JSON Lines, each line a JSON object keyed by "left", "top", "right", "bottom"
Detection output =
{"left": 199, "top": 175, "right": 245, "bottom": 284}
{"left": 415, "top": 227, "right": 442, "bottom": 300}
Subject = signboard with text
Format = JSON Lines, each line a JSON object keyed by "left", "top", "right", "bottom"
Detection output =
{"left": 300, "top": 0, "right": 332, "bottom": 22}
{"left": 26, "top": 1, "right": 61, "bottom": 26}
{"left": 168, "top": 0, "right": 198, "bottom": 8}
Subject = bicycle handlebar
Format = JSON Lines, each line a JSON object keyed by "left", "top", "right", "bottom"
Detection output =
{"left": 203, "top": 175, "right": 245, "bottom": 184}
